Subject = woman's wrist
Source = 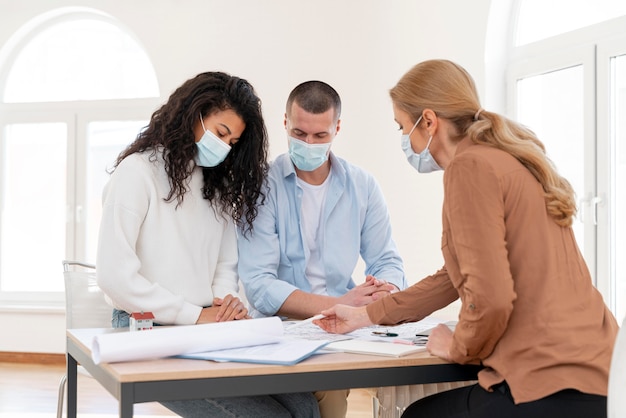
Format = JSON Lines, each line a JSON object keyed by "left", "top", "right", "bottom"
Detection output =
{"left": 357, "top": 306, "right": 375, "bottom": 327}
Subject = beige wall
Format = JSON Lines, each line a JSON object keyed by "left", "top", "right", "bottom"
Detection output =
{"left": 0, "top": 0, "right": 500, "bottom": 353}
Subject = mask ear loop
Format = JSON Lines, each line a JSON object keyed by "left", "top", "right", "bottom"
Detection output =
{"left": 424, "top": 135, "right": 434, "bottom": 150}
{"left": 407, "top": 115, "right": 423, "bottom": 137}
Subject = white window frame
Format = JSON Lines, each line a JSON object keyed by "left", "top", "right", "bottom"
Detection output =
{"left": 0, "top": 99, "right": 158, "bottom": 306}
{"left": 596, "top": 35, "right": 626, "bottom": 313}
{"left": 0, "top": 7, "right": 160, "bottom": 307}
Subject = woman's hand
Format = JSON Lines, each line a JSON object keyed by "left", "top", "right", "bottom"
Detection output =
{"left": 196, "top": 295, "right": 249, "bottom": 323}
{"left": 313, "top": 304, "right": 373, "bottom": 334}
{"left": 425, "top": 323, "right": 454, "bottom": 361}
{"left": 213, "top": 294, "right": 249, "bottom": 321}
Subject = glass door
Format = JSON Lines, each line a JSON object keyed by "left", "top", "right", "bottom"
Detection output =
{"left": 508, "top": 46, "right": 597, "bottom": 278}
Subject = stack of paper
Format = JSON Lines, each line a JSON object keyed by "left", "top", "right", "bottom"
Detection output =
{"left": 284, "top": 316, "right": 454, "bottom": 357}
{"left": 179, "top": 338, "right": 329, "bottom": 365}
{"left": 90, "top": 317, "right": 327, "bottom": 365}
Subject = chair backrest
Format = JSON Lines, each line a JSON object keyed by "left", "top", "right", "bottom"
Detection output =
{"left": 608, "top": 315, "right": 626, "bottom": 417}
{"left": 63, "top": 260, "right": 112, "bottom": 329}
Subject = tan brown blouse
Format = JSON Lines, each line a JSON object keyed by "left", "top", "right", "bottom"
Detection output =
{"left": 367, "top": 137, "right": 618, "bottom": 404}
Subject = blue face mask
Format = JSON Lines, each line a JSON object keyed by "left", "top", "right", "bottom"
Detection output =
{"left": 400, "top": 115, "right": 442, "bottom": 173}
{"left": 195, "top": 115, "right": 232, "bottom": 167}
{"left": 288, "top": 136, "right": 331, "bottom": 171}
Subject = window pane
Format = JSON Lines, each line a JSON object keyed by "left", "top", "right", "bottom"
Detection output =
{"left": 3, "top": 19, "right": 158, "bottom": 103}
{"left": 516, "top": 0, "right": 626, "bottom": 45}
{"left": 85, "top": 120, "right": 146, "bottom": 262}
{"left": 1, "top": 123, "right": 67, "bottom": 292}
{"left": 516, "top": 65, "right": 585, "bottom": 245}
{"left": 611, "top": 54, "right": 626, "bottom": 323}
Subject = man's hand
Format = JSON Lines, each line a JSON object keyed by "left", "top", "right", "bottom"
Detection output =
{"left": 338, "top": 275, "right": 396, "bottom": 306}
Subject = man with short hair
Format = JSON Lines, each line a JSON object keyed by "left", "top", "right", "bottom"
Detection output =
{"left": 238, "top": 80, "right": 407, "bottom": 417}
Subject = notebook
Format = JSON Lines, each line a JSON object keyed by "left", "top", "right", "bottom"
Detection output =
{"left": 323, "top": 339, "right": 427, "bottom": 357}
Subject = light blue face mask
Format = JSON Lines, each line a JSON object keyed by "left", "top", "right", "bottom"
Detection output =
{"left": 288, "top": 136, "right": 331, "bottom": 171}
{"left": 195, "top": 115, "right": 232, "bottom": 167}
{"left": 400, "top": 115, "right": 442, "bottom": 173}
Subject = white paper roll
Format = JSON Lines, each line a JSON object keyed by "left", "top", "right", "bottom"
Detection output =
{"left": 91, "top": 316, "right": 283, "bottom": 364}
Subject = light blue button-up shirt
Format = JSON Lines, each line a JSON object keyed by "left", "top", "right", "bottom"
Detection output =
{"left": 237, "top": 152, "right": 406, "bottom": 317}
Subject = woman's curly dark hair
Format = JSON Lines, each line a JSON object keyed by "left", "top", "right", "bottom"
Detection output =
{"left": 112, "top": 71, "right": 268, "bottom": 235}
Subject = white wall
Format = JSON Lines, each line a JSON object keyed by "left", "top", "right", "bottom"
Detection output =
{"left": 0, "top": 0, "right": 496, "bottom": 353}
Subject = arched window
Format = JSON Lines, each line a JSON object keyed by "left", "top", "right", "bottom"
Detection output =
{"left": 3, "top": 16, "right": 158, "bottom": 102}
{"left": 515, "top": 0, "right": 626, "bottom": 46}
{"left": 0, "top": 8, "right": 160, "bottom": 304}
{"left": 505, "top": 1, "right": 626, "bottom": 323}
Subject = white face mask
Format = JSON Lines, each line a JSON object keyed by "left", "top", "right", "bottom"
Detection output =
{"left": 400, "top": 115, "right": 442, "bottom": 173}
{"left": 195, "top": 115, "right": 232, "bottom": 167}
{"left": 288, "top": 136, "right": 331, "bottom": 171}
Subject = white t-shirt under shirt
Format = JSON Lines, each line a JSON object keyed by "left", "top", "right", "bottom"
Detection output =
{"left": 96, "top": 150, "right": 240, "bottom": 325}
{"left": 296, "top": 171, "right": 332, "bottom": 295}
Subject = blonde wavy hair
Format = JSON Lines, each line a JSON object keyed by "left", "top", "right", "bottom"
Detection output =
{"left": 389, "top": 59, "right": 576, "bottom": 227}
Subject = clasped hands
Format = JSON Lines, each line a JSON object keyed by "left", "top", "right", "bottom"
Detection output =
{"left": 339, "top": 274, "right": 397, "bottom": 306}
{"left": 196, "top": 294, "right": 250, "bottom": 323}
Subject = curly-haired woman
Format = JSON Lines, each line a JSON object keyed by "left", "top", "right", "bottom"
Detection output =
{"left": 97, "top": 71, "right": 320, "bottom": 417}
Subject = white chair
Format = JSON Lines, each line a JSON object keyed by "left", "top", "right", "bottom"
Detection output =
{"left": 608, "top": 315, "right": 626, "bottom": 417}
{"left": 56, "top": 260, "right": 112, "bottom": 418}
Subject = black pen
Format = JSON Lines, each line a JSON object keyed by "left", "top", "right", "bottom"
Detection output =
{"left": 372, "top": 331, "right": 398, "bottom": 337}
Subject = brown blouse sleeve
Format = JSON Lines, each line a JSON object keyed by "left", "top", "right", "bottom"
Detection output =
{"left": 366, "top": 268, "right": 459, "bottom": 325}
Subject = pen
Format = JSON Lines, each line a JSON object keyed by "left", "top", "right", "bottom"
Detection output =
{"left": 285, "top": 314, "right": 326, "bottom": 331}
{"left": 371, "top": 330, "right": 398, "bottom": 337}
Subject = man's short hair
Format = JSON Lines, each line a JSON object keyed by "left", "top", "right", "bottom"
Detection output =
{"left": 286, "top": 81, "right": 341, "bottom": 121}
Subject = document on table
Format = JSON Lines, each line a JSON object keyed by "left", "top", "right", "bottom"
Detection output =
{"left": 179, "top": 337, "right": 330, "bottom": 365}
{"left": 88, "top": 316, "right": 452, "bottom": 365}
{"left": 91, "top": 316, "right": 294, "bottom": 364}
{"left": 283, "top": 316, "right": 451, "bottom": 357}
{"left": 322, "top": 339, "right": 426, "bottom": 357}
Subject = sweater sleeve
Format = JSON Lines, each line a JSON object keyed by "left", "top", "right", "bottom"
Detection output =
{"left": 96, "top": 157, "right": 202, "bottom": 325}
{"left": 211, "top": 218, "right": 240, "bottom": 299}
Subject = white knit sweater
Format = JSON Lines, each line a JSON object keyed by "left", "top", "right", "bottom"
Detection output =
{"left": 96, "top": 151, "right": 239, "bottom": 325}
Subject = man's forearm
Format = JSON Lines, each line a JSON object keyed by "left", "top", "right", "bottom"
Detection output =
{"left": 277, "top": 289, "right": 339, "bottom": 319}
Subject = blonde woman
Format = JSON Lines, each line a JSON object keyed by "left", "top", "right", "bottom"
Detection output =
{"left": 314, "top": 59, "right": 618, "bottom": 418}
